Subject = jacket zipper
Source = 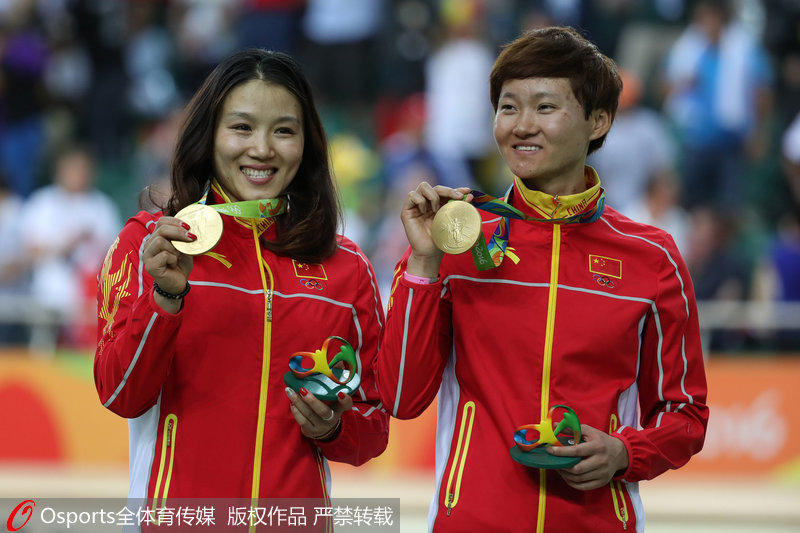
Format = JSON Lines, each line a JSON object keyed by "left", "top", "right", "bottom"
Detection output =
{"left": 609, "top": 415, "right": 629, "bottom": 529}
{"left": 250, "top": 225, "right": 274, "bottom": 532}
{"left": 152, "top": 414, "right": 178, "bottom": 512}
{"left": 314, "top": 449, "right": 333, "bottom": 532}
{"left": 444, "top": 401, "right": 476, "bottom": 516}
{"left": 536, "top": 223, "right": 562, "bottom": 533}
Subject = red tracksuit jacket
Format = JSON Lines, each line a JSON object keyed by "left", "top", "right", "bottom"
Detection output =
{"left": 95, "top": 195, "right": 388, "bottom": 508}
{"left": 376, "top": 171, "right": 708, "bottom": 532}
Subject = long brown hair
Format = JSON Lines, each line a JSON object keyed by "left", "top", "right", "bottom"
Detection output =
{"left": 165, "top": 49, "right": 341, "bottom": 262}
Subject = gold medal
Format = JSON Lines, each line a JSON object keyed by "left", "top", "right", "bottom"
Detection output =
{"left": 431, "top": 201, "right": 482, "bottom": 254}
{"left": 172, "top": 204, "right": 223, "bottom": 255}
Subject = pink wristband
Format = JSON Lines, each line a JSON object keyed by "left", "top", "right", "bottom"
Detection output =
{"left": 403, "top": 271, "right": 440, "bottom": 285}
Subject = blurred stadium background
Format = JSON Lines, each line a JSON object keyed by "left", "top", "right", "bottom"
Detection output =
{"left": 1, "top": 0, "right": 799, "bottom": 531}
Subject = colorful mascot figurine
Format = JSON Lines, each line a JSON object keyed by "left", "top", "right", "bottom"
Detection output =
{"left": 510, "top": 404, "right": 582, "bottom": 468}
{"left": 284, "top": 336, "right": 360, "bottom": 401}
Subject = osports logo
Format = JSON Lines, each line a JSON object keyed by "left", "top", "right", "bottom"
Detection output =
{"left": 6, "top": 500, "right": 35, "bottom": 531}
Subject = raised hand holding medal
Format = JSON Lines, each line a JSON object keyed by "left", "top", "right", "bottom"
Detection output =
{"left": 172, "top": 204, "right": 223, "bottom": 255}
{"left": 143, "top": 215, "right": 196, "bottom": 313}
{"left": 170, "top": 187, "right": 286, "bottom": 256}
{"left": 401, "top": 182, "right": 474, "bottom": 279}
{"left": 144, "top": 183, "right": 287, "bottom": 313}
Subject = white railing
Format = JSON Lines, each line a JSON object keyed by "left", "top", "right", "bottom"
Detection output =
{"left": 697, "top": 301, "right": 800, "bottom": 331}
{"left": 0, "top": 294, "right": 92, "bottom": 355}
{"left": 1, "top": 297, "right": 798, "bottom": 355}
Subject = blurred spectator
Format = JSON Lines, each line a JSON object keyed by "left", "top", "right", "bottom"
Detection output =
{"left": 520, "top": 0, "right": 630, "bottom": 57}
{"left": 40, "top": 3, "right": 91, "bottom": 151}
{"left": 749, "top": 110, "right": 800, "bottom": 348}
{"left": 371, "top": 159, "right": 433, "bottom": 308}
{"left": 614, "top": 0, "right": 689, "bottom": 108}
{"left": 662, "top": 0, "right": 773, "bottom": 210}
{"left": 423, "top": 0, "right": 494, "bottom": 188}
{"left": 751, "top": 208, "right": 800, "bottom": 350}
{"left": 19, "top": 144, "right": 120, "bottom": 348}
{"left": 0, "top": 0, "right": 49, "bottom": 197}
{"left": 783, "top": 110, "right": 800, "bottom": 204}
{"left": 131, "top": 108, "right": 183, "bottom": 215}
{"left": 0, "top": 171, "right": 29, "bottom": 344}
{"left": 371, "top": 93, "right": 440, "bottom": 301}
{"left": 69, "top": 0, "right": 128, "bottom": 161}
{"left": 588, "top": 68, "right": 678, "bottom": 215}
{"left": 328, "top": 130, "right": 380, "bottom": 248}
{"left": 763, "top": 0, "right": 800, "bottom": 119}
{"left": 300, "top": 0, "right": 385, "bottom": 113}
{"left": 685, "top": 206, "right": 749, "bottom": 351}
{"left": 125, "top": 2, "right": 179, "bottom": 120}
{"left": 373, "top": 0, "right": 434, "bottom": 99}
{"left": 168, "top": 0, "right": 237, "bottom": 94}
{"left": 235, "top": 0, "right": 306, "bottom": 55}
{"left": 769, "top": 215, "right": 800, "bottom": 299}
{"left": 625, "top": 172, "right": 691, "bottom": 257}
{"left": 686, "top": 207, "right": 748, "bottom": 300}
{"left": 376, "top": 92, "right": 435, "bottom": 191}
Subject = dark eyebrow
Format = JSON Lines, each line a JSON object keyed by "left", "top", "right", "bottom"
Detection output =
{"left": 273, "top": 115, "right": 301, "bottom": 125}
{"left": 221, "top": 111, "right": 301, "bottom": 125}
{"left": 499, "top": 90, "right": 558, "bottom": 101}
{"left": 221, "top": 111, "right": 255, "bottom": 121}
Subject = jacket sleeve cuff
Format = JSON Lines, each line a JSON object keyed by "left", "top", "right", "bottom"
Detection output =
{"left": 612, "top": 429, "right": 636, "bottom": 482}
{"left": 145, "top": 285, "right": 186, "bottom": 321}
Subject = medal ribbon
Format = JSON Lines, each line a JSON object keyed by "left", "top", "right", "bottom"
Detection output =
{"left": 197, "top": 182, "right": 287, "bottom": 219}
{"left": 466, "top": 186, "right": 606, "bottom": 270}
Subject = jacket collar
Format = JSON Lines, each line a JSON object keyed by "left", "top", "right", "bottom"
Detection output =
{"left": 511, "top": 167, "right": 603, "bottom": 221}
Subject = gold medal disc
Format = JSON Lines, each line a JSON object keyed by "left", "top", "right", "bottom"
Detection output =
{"left": 172, "top": 204, "right": 223, "bottom": 256}
{"left": 431, "top": 201, "right": 482, "bottom": 254}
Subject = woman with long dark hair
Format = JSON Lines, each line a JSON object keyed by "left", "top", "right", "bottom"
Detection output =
{"left": 94, "top": 49, "right": 388, "bottom": 510}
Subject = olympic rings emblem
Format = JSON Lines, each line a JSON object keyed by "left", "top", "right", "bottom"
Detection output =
{"left": 300, "top": 278, "right": 324, "bottom": 290}
{"left": 592, "top": 274, "right": 615, "bottom": 288}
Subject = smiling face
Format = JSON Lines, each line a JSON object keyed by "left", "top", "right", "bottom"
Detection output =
{"left": 213, "top": 79, "right": 304, "bottom": 202}
{"left": 493, "top": 77, "right": 610, "bottom": 195}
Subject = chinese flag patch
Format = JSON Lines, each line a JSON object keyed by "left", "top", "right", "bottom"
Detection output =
{"left": 589, "top": 254, "right": 622, "bottom": 279}
{"left": 292, "top": 260, "right": 328, "bottom": 280}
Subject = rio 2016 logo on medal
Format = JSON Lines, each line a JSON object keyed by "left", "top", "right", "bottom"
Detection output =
{"left": 431, "top": 201, "right": 482, "bottom": 255}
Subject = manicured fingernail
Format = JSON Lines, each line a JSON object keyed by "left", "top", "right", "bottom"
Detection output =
{"left": 187, "top": 232, "right": 197, "bottom": 240}
{"left": 337, "top": 391, "right": 346, "bottom": 400}
{"left": 181, "top": 222, "right": 191, "bottom": 230}
{"left": 299, "top": 388, "right": 308, "bottom": 397}
{"left": 285, "top": 386, "right": 295, "bottom": 399}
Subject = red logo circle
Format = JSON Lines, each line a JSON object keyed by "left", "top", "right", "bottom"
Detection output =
{"left": 6, "top": 500, "right": 35, "bottom": 531}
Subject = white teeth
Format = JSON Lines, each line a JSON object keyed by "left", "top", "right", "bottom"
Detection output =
{"left": 242, "top": 168, "right": 276, "bottom": 178}
{"left": 516, "top": 146, "right": 540, "bottom": 151}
